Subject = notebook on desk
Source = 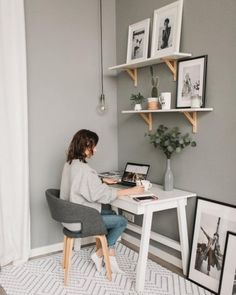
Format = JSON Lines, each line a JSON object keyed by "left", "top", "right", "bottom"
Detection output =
{"left": 119, "top": 162, "right": 150, "bottom": 187}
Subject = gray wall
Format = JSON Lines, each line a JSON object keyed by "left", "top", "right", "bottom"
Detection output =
{"left": 25, "top": 0, "right": 117, "bottom": 249}
{"left": 116, "top": 0, "right": 236, "bottom": 253}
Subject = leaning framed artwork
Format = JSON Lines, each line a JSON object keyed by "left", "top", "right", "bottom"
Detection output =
{"left": 188, "top": 197, "right": 236, "bottom": 294}
{"left": 126, "top": 18, "right": 150, "bottom": 64}
{"left": 176, "top": 55, "right": 207, "bottom": 108}
{"left": 218, "top": 231, "right": 236, "bottom": 295}
{"left": 150, "top": 0, "right": 183, "bottom": 58}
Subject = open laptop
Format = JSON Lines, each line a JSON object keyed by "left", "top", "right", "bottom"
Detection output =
{"left": 119, "top": 162, "right": 150, "bottom": 187}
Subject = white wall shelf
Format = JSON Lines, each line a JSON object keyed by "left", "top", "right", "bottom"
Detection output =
{"left": 121, "top": 108, "right": 213, "bottom": 133}
{"left": 109, "top": 52, "right": 192, "bottom": 86}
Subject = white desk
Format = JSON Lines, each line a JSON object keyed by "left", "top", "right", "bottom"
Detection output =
{"left": 111, "top": 183, "right": 196, "bottom": 292}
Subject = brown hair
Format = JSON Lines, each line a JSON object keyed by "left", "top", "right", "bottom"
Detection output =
{"left": 67, "top": 129, "right": 99, "bottom": 164}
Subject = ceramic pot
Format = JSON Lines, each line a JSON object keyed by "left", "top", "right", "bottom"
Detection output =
{"left": 191, "top": 95, "right": 202, "bottom": 108}
{"left": 147, "top": 97, "right": 159, "bottom": 110}
{"left": 134, "top": 103, "right": 142, "bottom": 111}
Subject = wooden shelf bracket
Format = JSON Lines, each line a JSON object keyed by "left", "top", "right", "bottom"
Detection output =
{"left": 139, "top": 113, "right": 153, "bottom": 131}
{"left": 183, "top": 111, "right": 197, "bottom": 133}
{"left": 162, "top": 59, "right": 177, "bottom": 81}
{"left": 125, "top": 68, "right": 137, "bottom": 87}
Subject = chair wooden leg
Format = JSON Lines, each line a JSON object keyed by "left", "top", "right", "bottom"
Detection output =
{"left": 62, "top": 235, "right": 67, "bottom": 269}
{"left": 96, "top": 237, "right": 102, "bottom": 252}
{"left": 96, "top": 235, "right": 112, "bottom": 281}
{"left": 64, "top": 237, "right": 73, "bottom": 286}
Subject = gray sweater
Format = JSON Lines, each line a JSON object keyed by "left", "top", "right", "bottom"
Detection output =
{"left": 60, "top": 159, "right": 117, "bottom": 231}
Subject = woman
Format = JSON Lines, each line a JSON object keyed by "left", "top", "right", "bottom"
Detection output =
{"left": 60, "top": 129, "right": 144, "bottom": 273}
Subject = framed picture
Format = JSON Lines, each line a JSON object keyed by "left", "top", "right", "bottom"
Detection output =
{"left": 176, "top": 55, "right": 208, "bottom": 108}
{"left": 188, "top": 197, "right": 236, "bottom": 294}
{"left": 150, "top": 0, "right": 183, "bottom": 58}
{"left": 219, "top": 231, "right": 236, "bottom": 295}
{"left": 126, "top": 18, "right": 150, "bottom": 64}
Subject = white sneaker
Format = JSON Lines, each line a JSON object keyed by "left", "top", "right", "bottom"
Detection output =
{"left": 91, "top": 252, "right": 103, "bottom": 272}
{"left": 109, "top": 256, "right": 125, "bottom": 274}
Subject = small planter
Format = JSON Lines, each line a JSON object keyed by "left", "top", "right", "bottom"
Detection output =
{"left": 191, "top": 94, "right": 202, "bottom": 108}
{"left": 134, "top": 103, "right": 142, "bottom": 111}
{"left": 147, "top": 97, "right": 159, "bottom": 110}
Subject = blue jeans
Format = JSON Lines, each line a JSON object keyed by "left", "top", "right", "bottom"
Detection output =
{"left": 101, "top": 208, "right": 127, "bottom": 247}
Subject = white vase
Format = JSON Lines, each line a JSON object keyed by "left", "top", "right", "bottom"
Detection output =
{"left": 134, "top": 103, "right": 142, "bottom": 111}
{"left": 164, "top": 158, "right": 173, "bottom": 191}
{"left": 191, "top": 95, "right": 202, "bottom": 108}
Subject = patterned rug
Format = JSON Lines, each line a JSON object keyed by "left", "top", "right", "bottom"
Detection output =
{"left": 0, "top": 243, "right": 212, "bottom": 295}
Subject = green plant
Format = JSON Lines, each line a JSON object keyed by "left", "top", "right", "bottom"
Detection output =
{"left": 130, "top": 92, "right": 145, "bottom": 104}
{"left": 150, "top": 66, "right": 159, "bottom": 97}
{"left": 146, "top": 125, "right": 196, "bottom": 159}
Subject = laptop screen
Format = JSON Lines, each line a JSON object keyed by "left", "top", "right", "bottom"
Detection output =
{"left": 122, "top": 162, "right": 150, "bottom": 185}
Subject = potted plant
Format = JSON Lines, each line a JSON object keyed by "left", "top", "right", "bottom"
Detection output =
{"left": 130, "top": 92, "right": 145, "bottom": 111}
{"left": 191, "top": 80, "right": 202, "bottom": 108}
{"left": 146, "top": 125, "right": 196, "bottom": 191}
{"left": 147, "top": 66, "right": 160, "bottom": 110}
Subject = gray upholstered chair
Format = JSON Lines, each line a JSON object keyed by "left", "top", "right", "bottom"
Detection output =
{"left": 45, "top": 189, "right": 112, "bottom": 285}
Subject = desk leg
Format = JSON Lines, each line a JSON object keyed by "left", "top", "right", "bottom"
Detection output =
{"left": 73, "top": 238, "right": 81, "bottom": 251}
{"left": 177, "top": 199, "right": 189, "bottom": 275}
{"left": 135, "top": 208, "right": 153, "bottom": 292}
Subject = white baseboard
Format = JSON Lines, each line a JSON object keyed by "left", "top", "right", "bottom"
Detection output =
{"left": 122, "top": 233, "right": 182, "bottom": 269}
{"left": 30, "top": 237, "right": 95, "bottom": 258}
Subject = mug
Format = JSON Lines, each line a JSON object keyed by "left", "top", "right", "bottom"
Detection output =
{"left": 159, "top": 92, "right": 171, "bottom": 110}
{"left": 141, "top": 180, "right": 152, "bottom": 191}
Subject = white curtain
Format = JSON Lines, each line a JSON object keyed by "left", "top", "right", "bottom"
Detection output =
{"left": 0, "top": 0, "right": 30, "bottom": 266}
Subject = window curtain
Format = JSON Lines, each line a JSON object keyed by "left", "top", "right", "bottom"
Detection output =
{"left": 0, "top": 0, "right": 30, "bottom": 266}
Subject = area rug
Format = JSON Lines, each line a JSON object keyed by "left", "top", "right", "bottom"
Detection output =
{"left": 0, "top": 243, "right": 213, "bottom": 295}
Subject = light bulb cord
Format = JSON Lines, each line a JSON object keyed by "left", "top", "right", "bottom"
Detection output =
{"left": 99, "top": 0, "right": 104, "bottom": 95}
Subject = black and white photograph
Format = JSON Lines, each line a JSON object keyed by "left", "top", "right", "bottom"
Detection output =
{"left": 126, "top": 19, "right": 150, "bottom": 63}
{"left": 131, "top": 29, "right": 145, "bottom": 60}
{"left": 176, "top": 55, "right": 207, "bottom": 108}
{"left": 188, "top": 197, "right": 236, "bottom": 294}
{"left": 151, "top": 0, "right": 183, "bottom": 58}
{"left": 158, "top": 15, "right": 173, "bottom": 50}
{"left": 194, "top": 215, "right": 224, "bottom": 279}
{"left": 219, "top": 232, "right": 236, "bottom": 295}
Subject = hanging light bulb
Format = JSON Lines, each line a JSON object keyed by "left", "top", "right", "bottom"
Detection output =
{"left": 96, "top": 0, "right": 108, "bottom": 115}
{"left": 97, "top": 93, "right": 108, "bottom": 115}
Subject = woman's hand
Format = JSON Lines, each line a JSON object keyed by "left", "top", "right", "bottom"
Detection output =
{"left": 102, "top": 177, "right": 119, "bottom": 185}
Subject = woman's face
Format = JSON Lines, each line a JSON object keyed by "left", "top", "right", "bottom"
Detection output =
{"left": 85, "top": 145, "right": 97, "bottom": 158}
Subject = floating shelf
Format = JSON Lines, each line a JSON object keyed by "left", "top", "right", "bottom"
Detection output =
{"left": 121, "top": 108, "right": 213, "bottom": 133}
{"left": 109, "top": 52, "right": 192, "bottom": 86}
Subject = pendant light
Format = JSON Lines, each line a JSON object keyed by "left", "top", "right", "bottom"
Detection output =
{"left": 96, "top": 0, "right": 108, "bottom": 115}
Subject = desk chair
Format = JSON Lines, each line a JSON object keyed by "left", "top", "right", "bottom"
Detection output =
{"left": 45, "top": 189, "right": 112, "bottom": 285}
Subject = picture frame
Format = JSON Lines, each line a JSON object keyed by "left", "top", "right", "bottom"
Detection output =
{"left": 218, "top": 231, "right": 236, "bottom": 295}
{"left": 176, "top": 55, "right": 208, "bottom": 108}
{"left": 188, "top": 197, "right": 236, "bottom": 294}
{"left": 126, "top": 18, "right": 150, "bottom": 64}
{"left": 150, "top": 0, "right": 183, "bottom": 58}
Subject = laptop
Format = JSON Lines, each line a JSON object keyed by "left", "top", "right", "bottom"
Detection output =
{"left": 119, "top": 162, "right": 150, "bottom": 187}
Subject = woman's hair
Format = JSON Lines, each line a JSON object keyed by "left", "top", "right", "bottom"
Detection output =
{"left": 67, "top": 129, "right": 99, "bottom": 164}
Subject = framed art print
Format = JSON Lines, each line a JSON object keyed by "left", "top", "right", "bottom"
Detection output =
{"left": 219, "top": 231, "right": 236, "bottom": 295}
{"left": 188, "top": 197, "right": 236, "bottom": 294}
{"left": 176, "top": 55, "right": 207, "bottom": 108}
{"left": 126, "top": 18, "right": 150, "bottom": 64}
{"left": 151, "top": 0, "right": 183, "bottom": 58}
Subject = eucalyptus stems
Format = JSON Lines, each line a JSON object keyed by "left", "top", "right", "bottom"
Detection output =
{"left": 147, "top": 125, "right": 196, "bottom": 159}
